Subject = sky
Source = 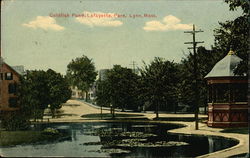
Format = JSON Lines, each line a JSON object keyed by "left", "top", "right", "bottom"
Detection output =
{"left": 1, "top": 0, "right": 242, "bottom": 75}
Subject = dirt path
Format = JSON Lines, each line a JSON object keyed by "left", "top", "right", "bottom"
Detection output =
{"left": 49, "top": 99, "right": 207, "bottom": 121}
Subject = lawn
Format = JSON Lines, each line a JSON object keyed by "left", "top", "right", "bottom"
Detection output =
{"left": 220, "top": 127, "right": 249, "bottom": 134}
{"left": 81, "top": 113, "right": 147, "bottom": 120}
{"left": 0, "top": 129, "right": 70, "bottom": 147}
{"left": 0, "top": 131, "right": 44, "bottom": 146}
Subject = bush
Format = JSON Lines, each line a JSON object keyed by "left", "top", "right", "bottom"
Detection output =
{"left": 42, "top": 128, "right": 59, "bottom": 135}
{"left": 1, "top": 112, "right": 30, "bottom": 131}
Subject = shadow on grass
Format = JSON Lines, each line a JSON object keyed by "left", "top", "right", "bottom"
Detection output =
{"left": 81, "top": 113, "right": 148, "bottom": 120}
{"left": 228, "top": 152, "right": 249, "bottom": 158}
{"left": 55, "top": 113, "right": 78, "bottom": 118}
{"left": 220, "top": 128, "right": 249, "bottom": 134}
{"left": 62, "top": 103, "right": 80, "bottom": 107}
{"left": 152, "top": 117, "right": 208, "bottom": 122}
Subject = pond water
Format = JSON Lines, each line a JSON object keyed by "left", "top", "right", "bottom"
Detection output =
{"left": 0, "top": 122, "right": 238, "bottom": 157}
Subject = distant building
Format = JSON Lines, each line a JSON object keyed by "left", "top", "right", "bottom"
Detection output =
{"left": 98, "top": 69, "right": 109, "bottom": 81}
{"left": 88, "top": 82, "right": 97, "bottom": 101}
{"left": 71, "top": 69, "right": 108, "bottom": 101}
{"left": 0, "top": 62, "right": 23, "bottom": 112}
{"left": 71, "top": 86, "right": 85, "bottom": 99}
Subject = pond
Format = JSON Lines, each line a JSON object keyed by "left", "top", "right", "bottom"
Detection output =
{"left": 0, "top": 122, "right": 238, "bottom": 157}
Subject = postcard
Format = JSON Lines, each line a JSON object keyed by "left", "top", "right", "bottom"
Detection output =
{"left": 0, "top": 0, "right": 248, "bottom": 157}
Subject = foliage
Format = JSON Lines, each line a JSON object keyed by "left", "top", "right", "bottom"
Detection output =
{"left": 66, "top": 55, "right": 97, "bottom": 101}
{"left": 18, "top": 70, "right": 50, "bottom": 121}
{"left": 178, "top": 47, "right": 220, "bottom": 110}
{"left": 108, "top": 65, "right": 141, "bottom": 111}
{"left": 225, "top": 0, "right": 249, "bottom": 14}
{"left": 96, "top": 65, "right": 141, "bottom": 112}
{"left": 1, "top": 111, "right": 30, "bottom": 131}
{"left": 140, "top": 58, "right": 180, "bottom": 117}
{"left": 2, "top": 69, "right": 72, "bottom": 130}
{"left": 213, "top": 0, "right": 249, "bottom": 75}
{"left": 95, "top": 79, "right": 111, "bottom": 107}
{"left": 19, "top": 69, "right": 71, "bottom": 119}
{"left": 46, "top": 69, "right": 72, "bottom": 117}
{"left": 42, "top": 128, "right": 59, "bottom": 135}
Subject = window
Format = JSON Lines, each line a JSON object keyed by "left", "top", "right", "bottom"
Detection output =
{"left": 8, "top": 83, "right": 17, "bottom": 94}
{"left": 9, "top": 97, "right": 18, "bottom": 108}
{"left": 234, "top": 83, "right": 247, "bottom": 102}
{"left": 0, "top": 73, "right": 3, "bottom": 80}
{"left": 5, "top": 72, "right": 13, "bottom": 80}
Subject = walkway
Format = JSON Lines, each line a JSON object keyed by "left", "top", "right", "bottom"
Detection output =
{"left": 49, "top": 99, "right": 248, "bottom": 158}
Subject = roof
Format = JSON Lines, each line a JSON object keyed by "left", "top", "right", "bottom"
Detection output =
{"left": 205, "top": 50, "right": 244, "bottom": 78}
{"left": 12, "top": 65, "right": 25, "bottom": 75}
{"left": 1, "top": 62, "right": 22, "bottom": 77}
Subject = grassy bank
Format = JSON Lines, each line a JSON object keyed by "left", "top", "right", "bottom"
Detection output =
{"left": 0, "top": 130, "right": 69, "bottom": 147}
{"left": 0, "top": 131, "right": 44, "bottom": 146}
{"left": 221, "top": 127, "right": 249, "bottom": 134}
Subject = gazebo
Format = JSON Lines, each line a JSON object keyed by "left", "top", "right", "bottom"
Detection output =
{"left": 204, "top": 49, "right": 248, "bottom": 127}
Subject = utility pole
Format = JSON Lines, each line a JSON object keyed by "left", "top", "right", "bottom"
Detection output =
{"left": 130, "top": 61, "right": 137, "bottom": 73}
{"left": 184, "top": 24, "right": 204, "bottom": 130}
{"left": 100, "top": 84, "right": 103, "bottom": 119}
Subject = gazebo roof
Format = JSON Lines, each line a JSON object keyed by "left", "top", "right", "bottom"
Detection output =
{"left": 205, "top": 50, "right": 244, "bottom": 78}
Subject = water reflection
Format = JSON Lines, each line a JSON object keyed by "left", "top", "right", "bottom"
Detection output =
{"left": 1, "top": 122, "right": 238, "bottom": 157}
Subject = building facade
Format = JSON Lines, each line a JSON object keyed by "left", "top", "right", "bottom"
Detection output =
{"left": 0, "top": 62, "right": 21, "bottom": 111}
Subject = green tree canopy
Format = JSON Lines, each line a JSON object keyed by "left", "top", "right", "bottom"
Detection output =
{"left": 66, "top": 55, "right": 97, "bottom": 101}
{"left": 46, "top": 69, "right": 72, "bottom": 117}
{"left": 18, "top": 70, "right": 50, "bottom": 121}
{"left": 213, "top": 0, "right": 249, "bottom": 75}
{"left": 178, "top": 47, "right": 219, "bottom": 111}
{"left": 140, "top": 57, "right": 180, "bottom": 117}
{"left": 96, "top": 65, "right": 141, "bottom": 114}
{"left": 14, "top": 69, "right": 72, "bottom": 127}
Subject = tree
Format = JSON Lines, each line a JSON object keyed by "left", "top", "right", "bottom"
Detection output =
{"left": 96, "top": 65, "right": 141, "bottom": 117}
{"left": 4, "top": 69, "right": 72, "bottom": 130}
{"left": 19, "top": 70, "right": 50, "bottom": 121}
{"left": 178, "top": 47, "right": 220, "bottom": 112}
{"left": 140, "top": 58, "right": 180, "bottom": 118}
{"left": 96, "top": 79, "right": 111, "bottom": 108}
{"left": 213, "top": 0, "right": 249, "bottom": 75}
{"left": 109, "top": 65, "right": 140, "bottom": 111}
{"left": 66, "top": 55, "right": 97, "bottom": 101}
{"left": 46, "top": 69, "right": 72, "bottom": 118}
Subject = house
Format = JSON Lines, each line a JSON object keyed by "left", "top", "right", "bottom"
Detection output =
{"left": 88, "top": 82, "right": 97, "bottom": 101}
{"left": 0, "top": 62, "right": 23, "bottom": 112}
{"left": 99, "top": 69, "right": 109, "bottom": 81}
{"left": 71, "top": 86, "right": 85, "bottom": 99}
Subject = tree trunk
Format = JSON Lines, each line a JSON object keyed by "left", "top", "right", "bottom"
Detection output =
{"left": 112, "top": 107, "right": 115, "bottom": 118}
{"left": 174, "top": 102, "right": 177, "bottom": 114}
{"left": 121, "top": 105, "right": 124, "bottom": 112}
{"left": 51, "top": 108, "right": 55, "bottom": 118}
{"left": 100, "top": 105, "right": 103, "bottom": 119}
{"left": 156, "top": 102, "right": 159, "bottom": 118}
{"left": 85, "top": 91, "right": 88, "bottom": 101}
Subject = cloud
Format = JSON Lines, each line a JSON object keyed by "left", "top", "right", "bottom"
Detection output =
{"left": 75, "top": 11, "right": 123, "bottom": 27}
{"left": 143, "top": 15, "right": 192, "bottom": 31}
{"left": 23, "top": 16, "right": 64, "bottom": 31}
